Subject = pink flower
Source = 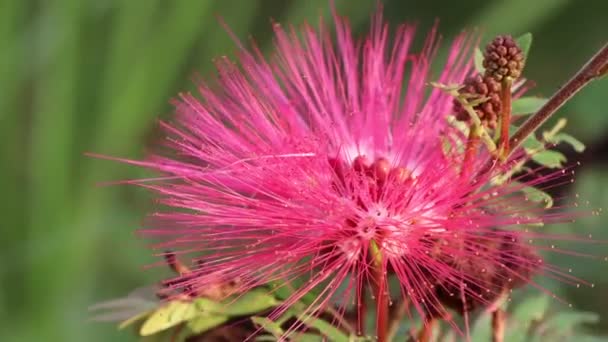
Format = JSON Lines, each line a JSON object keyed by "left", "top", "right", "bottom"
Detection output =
{"left": 109, "top": 7, "right": 591, "bottom": 337}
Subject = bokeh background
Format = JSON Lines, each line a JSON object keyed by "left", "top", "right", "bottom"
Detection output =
{"left": 1, "top": 0, "right": 607, "bottom": 341}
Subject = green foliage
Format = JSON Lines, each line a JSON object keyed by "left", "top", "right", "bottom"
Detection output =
{"left": 93, "top": 288, "right": 278, "bottom": 339}
{"left": 474, "top": 48, "right": 485, "bottom": 73}
{"left": 515, "top": 32, "right": 533, "bottom": 58}
{"left": 531, "top": 149, "right": 567, "bottom": 168}
{"left": 466, "top": 295, "right": 602, "bottom": 342}
{"left": 252, "top": 316, "right": 285, "bottom": 339}
{"left": 253, "top": 305, "right": 359, "bottom": 341}
{"left": 301, "top": 317, "right": 352, "bottom": 342}
{"left": 194, "top": 289, "right": 280, "bottom": 316}
{"left": 187, "top": 315, "right": 230, "bottom": 335}
{"left": 139, "top": 301, "right": 199, "bottom": 336}
{"left": 517, "top": 118, "right": 584, "bottom": 169}
{"left": 514, "top": 181, "right": 554, "bottom": 208}
{"left": 546, "top": 132, "right": 586, "bottom": 152}
{"left": 512, "top": 96, "right": 547, "bottom": 115}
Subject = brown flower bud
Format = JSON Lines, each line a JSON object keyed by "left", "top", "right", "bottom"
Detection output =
{"left": 453, "top": 74, "right": 502, "bottom": 129}
{"left": 483, "top": 35, "right": 525, "bottom": 81}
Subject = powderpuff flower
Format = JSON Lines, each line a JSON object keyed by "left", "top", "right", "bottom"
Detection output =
{"left": 108, "top": 8, "right": 592, "bottom": 338}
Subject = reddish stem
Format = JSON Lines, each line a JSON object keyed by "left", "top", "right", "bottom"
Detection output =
{"left": 492, "top": 309, "right": 506, "bottom": 342}
{"left": 416, "top": 318, "right": 437, "bottom": 342}
{"left": 508, "top": 42, "right": 608, "bottom": 157}
{"left": 371, "top": 263, "right": 389, "bottom": 342}
{"left": 499, "top": 78, "right": 513, "bottom": 159}
{"left": 461, "top": 127, "right": 481, "bottom": 178}
{"left": 356, "top": 273, "right": 366, "bottom": 336}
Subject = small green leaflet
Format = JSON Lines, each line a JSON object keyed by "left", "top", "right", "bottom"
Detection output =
{"left": 532, "top": 150, "right": 567, "bottom": 168}
{"left": 521, "top": 134, "right": 544, "bottom": 151}
{"left": 512, "top": 97, "right": 547, "bottom": 115}
{"left": 515, "top": 32, "right": 533, "bottom": 59}
{"left": 193, "top": 288, "right": 279, "bottom": 316}
{"left": 511, "top": 294, "right": 551, "bottom": 325}
{"left": 546, "top": 132, "right": 586, "bottom": 152}
{"left": 304, "top": 317, "right": 351, "bottom": 342}
{"left": 187, "top": 315, "right": 229, "bottom": 334}
{"left": 542, "top": 311, "right": 599, "bottom": 336}
{"left": 118, "top": 311, "right": 152, "bottom": 330}
{"left": 474, "top": 48, "right": 485, "bottom": 73}
{"left": 470, "top": 309, "right": 492, "bottom": 341}
{"left": 252, "top": 316, "right": 284, "bottom": 339}
{"left": 519, "top": 183, "right": 554, "bottom": 208}
{"left": 132, "top": 288, "right": 279, "bottom": 336}
{"left": 140, "top": 301, "right": 198, "bottom": 336}
{"left": 253, "top": 304, "right": 358, "bottom": 342}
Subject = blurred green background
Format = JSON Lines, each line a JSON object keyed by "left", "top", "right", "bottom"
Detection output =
{"left": 1, "top": 0, "right": 606, "bottom": 341}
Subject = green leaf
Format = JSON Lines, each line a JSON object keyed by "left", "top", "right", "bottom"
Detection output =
{"left": 547, "top": 133, "right": 586, "bottom": 152}
{"left": 289, "top": 333, "right": 325, "bottom": 341}
{"left": 193, "top": 288, "right": 279, "bottom": 316}
{"left": 474, "top": 47, "right": 485, "bottom": 73}
{"left": 531, "top": 150, "right": 567, "bottom": 168}
{"left": 511, "top": 295, "right": 551, "bottom": 326}
{"left": 512, "top": 97, "right": 547, "bottom": 115}
{"left": 304, "top": 317, "right": 350, "bottom": 342}
{"left": 471, "top": 311, "right": 493, "bottom": 341}
{"left": 140, "top": 301, "right": 197, "bottom": 336}
{"left": 515, "top": 182, "right": 554, "bottom": 208}
{"left": 521, "top": 134, "right": 544, "bottom": 151}
{"left": 224, "top": 288, "right": 280, "bottom": 315}
{"left": 252, "top": 316, "right": 284, "bottom": 338}
{"left": 516, "top": 32, "right": 533, "bottom": 58}
{"left": 508, "top": 125, "right": 543, "bottom": 151}
{"left": 544, "top": 311, "right": 599, "bottom": 332}
{"left": 118, "top": 311, "right": 152, "bottom": 330}
{"left": 187, "top": 314, "right": 229, "bottom": 334}
{"left": 270, "top": 279, "right": 321, "bottom": 306}
{"left": 529, "top": 311, "right": 600, "bottom": 341}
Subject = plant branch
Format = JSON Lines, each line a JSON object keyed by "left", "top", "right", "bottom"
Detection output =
{"left": 499, "top": 77, "right": 513, "bottom": 160}
{"left": 370, "top": 240, "right": 389, "bottom": 342}
{"left": 461, "top": 125, "right": 481, "bottom": 178}
{"left": 356, "top": 274, "right": 366, "bottom": 336}
{"left": 492, "top": 309, "right": 506, "bottom": 342}
{"left": 508, "top": 42, "right": 608, "bottom": 157}
{"left": 325, "top": 305, "right": 356, "bottom": 335}
{"left": 415, "top": 318, "right": 437, "bottom": 342}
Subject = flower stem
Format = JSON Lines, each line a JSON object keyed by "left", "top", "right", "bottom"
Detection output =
{"left": 508, "top": 43, "right": 608, "bottom": 158}
{"left": 499, "top": 77, "right": 513, "bottom": 160}
{"left": 416, "top": 318, "right": 437, "bottom": 342}
{"left": 356, "top": 273, "right": 366, "bottom": 336}
{"left": 461, "top": 125, "right": 481, "bottom": 178}
{"left": 492, "top": 309, "right": 506, "bottom": 342}
{"left": 370, "top": 240, "right": 389, "bottom": 342}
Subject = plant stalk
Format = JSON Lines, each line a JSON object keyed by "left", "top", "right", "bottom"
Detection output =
{"left": 492, "top": 309, "right": 506, "bottom": 342}
{"left": 499, "top": 77, "right": 513, "bottom": 160}
{"left": 508, "top": 43, "right": 608, "bottom": 158}
{"left": 461, "top": 125, "right": 481, "bottom": 178}
{"left": 356, "top": 273, "right": 366, "bottom": 336}
{"left": 416, "top": 318, "right": 437, "bottom": 342}
{"left": 370, "top": 241, "right": 389, "bottom": 342}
